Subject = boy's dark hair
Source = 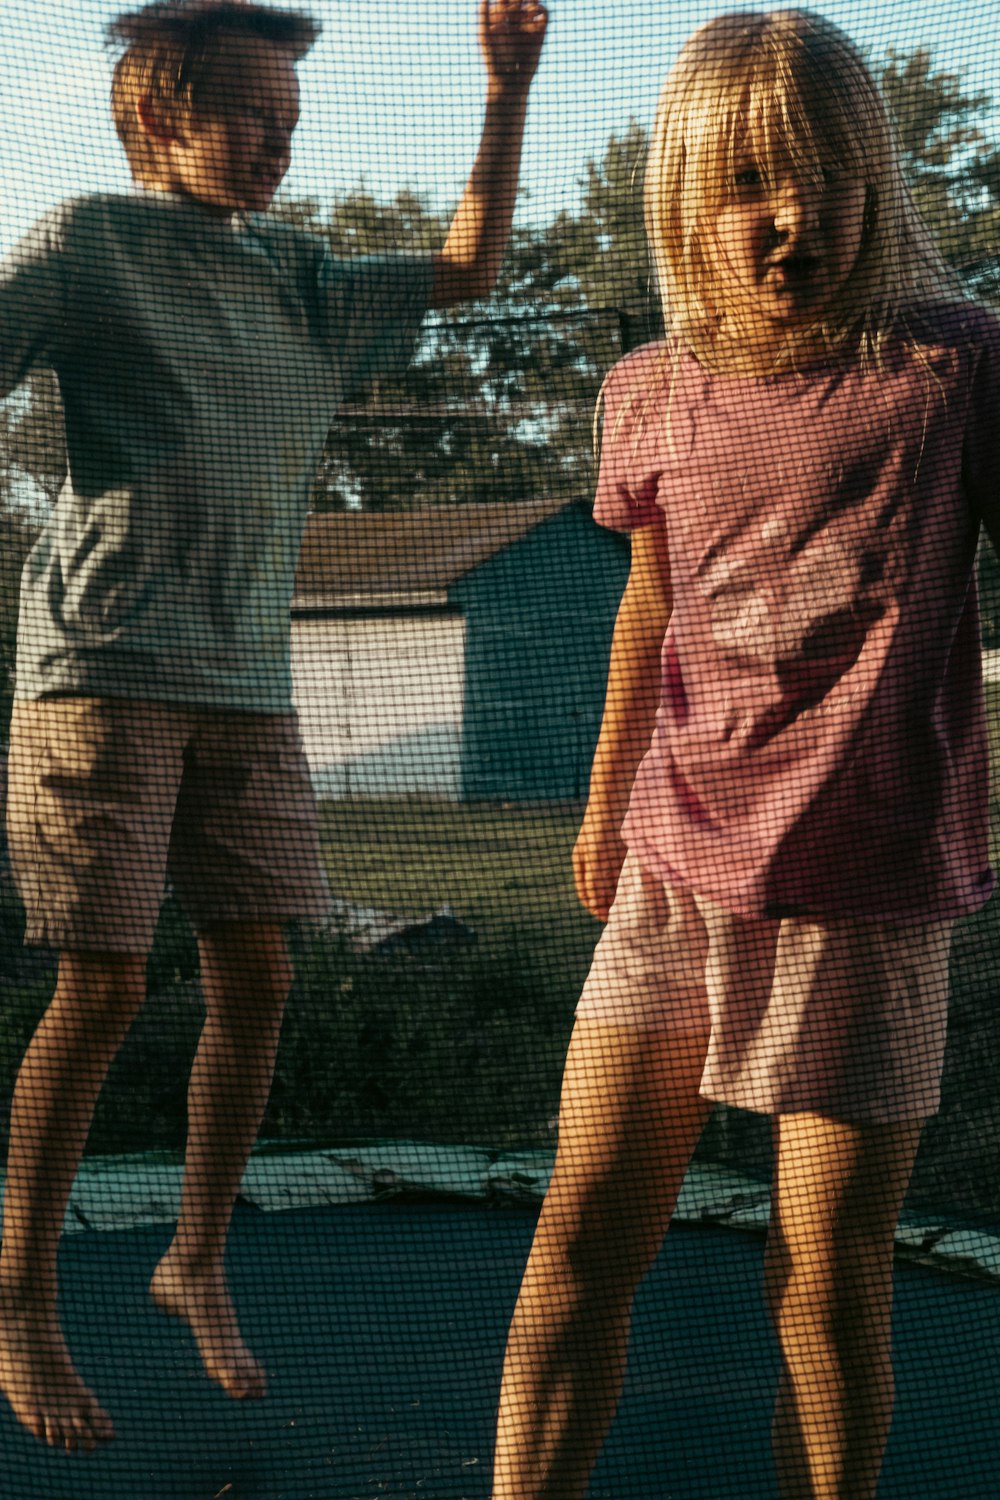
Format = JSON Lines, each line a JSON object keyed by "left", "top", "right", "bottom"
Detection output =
{"left": 107, "top": 1, "right": 320, "bottom": 181}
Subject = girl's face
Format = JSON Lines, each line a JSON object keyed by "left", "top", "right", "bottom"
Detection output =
{"left": 708, "top": 147, "right": 867, "bottom": 356}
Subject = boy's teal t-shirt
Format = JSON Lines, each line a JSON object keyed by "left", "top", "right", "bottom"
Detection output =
{"left": 0, "top": 191, "right": 435, "bottom": 711}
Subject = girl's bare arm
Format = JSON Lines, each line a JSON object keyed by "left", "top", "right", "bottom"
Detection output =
{"left": 574, "top": 516, "right": 672, "bottom": 920}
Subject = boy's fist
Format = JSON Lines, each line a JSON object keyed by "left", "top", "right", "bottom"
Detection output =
{"left": 480, "top": 0, "right": 548, "bottom": 90}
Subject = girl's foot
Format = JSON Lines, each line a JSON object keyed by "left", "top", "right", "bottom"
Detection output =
{"left": 149, "top": 1253, "right": 266, "bottom": 1399}
{"left": 0, "top": 1288, "right": 115, "bottom": 1451}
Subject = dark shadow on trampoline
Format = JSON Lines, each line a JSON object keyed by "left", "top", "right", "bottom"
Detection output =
{"left": 1, "top": 1203, "right": 998, "bottom": 1498}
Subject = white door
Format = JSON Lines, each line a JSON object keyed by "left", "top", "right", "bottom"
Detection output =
{"left": 291, "top": 613, "right": 466, "bottom": 799}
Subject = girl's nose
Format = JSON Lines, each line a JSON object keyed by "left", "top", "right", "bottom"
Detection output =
{"left": 772, "top": 177, "right": 821, "bottom": 235}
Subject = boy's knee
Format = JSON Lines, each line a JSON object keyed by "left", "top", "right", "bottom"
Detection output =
{"left": 199, "top": 922, "right": 293, "bottom": 1007}
{"left": 51, "top": 951, "right": 147, "bottom": 1030}
{"left": 245, "top": 931, "right": 292, "bottom": 1000}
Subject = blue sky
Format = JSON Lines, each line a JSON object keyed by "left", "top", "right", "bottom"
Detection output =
{"left": 2, "top": 0, "right": 1000, "bottom": 253}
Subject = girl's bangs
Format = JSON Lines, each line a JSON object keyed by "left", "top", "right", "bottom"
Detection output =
{"left": 724, "top": 65, "right": 871, "bottom": 189}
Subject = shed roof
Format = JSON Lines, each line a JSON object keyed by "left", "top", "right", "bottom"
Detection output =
{"left": 293, "top": 498, "right": 578, "bottom": 607}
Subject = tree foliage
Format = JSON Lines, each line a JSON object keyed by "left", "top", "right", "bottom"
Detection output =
{"left": 879, "top": 49, "right": 1000, "bottom": 287}
{"left": 274, "top": 192, "right": 624, "bottom": 510}
{"left": 2, "top": 46, "right": 1000, "bottom": 605}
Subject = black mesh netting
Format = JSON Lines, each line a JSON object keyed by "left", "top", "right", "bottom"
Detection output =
{"left": 2, "top": 2, "right": 1000, "bottom": 1496}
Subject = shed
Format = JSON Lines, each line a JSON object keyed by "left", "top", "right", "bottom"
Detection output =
{"left": 291, "top": 501, "right": 629, "bottom": 802}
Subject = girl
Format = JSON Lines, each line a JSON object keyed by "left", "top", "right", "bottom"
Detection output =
{"left": 492, "top": 11, "right": 1000, "bottom": 1500}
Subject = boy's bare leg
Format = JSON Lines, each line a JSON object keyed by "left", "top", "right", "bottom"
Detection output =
{"left": 150, "top": 920, "right": 290, "bottom": 1399}
{"left": 492, "top": 1018, "right": 712, "bottom": 1500}
{"left": 0, "top": 951, "right": 146, "bottom": 1451}
{"left": 765, "top": 1112, "right": 923, "bottom": 1500}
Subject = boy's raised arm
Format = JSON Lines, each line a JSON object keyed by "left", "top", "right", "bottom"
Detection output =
{"left": 429, "top": 0, "right": 547, "bottom": 309}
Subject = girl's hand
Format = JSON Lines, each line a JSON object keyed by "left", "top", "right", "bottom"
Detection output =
{"left": 480, "top": 0, "right": 548, "bottom": 93}
{"left": 573, "top": 811, "right": 626, "bottom": 922}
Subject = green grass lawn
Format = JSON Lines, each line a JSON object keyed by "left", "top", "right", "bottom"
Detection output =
{"left": 319, "top": 795, "right": 602, "bottom": 963}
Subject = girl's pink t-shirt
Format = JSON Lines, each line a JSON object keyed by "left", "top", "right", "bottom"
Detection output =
{"left": 594, "top": 305, "right": 1000, "bottom": 921}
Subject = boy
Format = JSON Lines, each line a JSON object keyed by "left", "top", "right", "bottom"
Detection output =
{"left": 0, "top": 0, "right": 547, "bottom": 1452}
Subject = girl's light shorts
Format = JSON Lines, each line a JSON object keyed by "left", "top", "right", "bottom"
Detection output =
{"left": 576, "top": 852, "right": 953, "bottom": 1124}
{"left": 6, "top": 696, "right": 332, "bottom": 954}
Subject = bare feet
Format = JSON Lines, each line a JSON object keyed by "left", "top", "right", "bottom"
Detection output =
{"left": 149, "top": 1253, "right": 266, "bottom": 1399}
{"left": 0, "top": 1288, "right": 114, "bottom": 1452}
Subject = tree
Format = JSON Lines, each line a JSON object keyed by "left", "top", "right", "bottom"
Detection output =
{"left": 879, "top": 49, "right": 1000, "bottom": 290}
{"left": 544, "top": 120, "right": 659, "bottom": 350}
{"left": 278, "top": 191, "right": 622, "bottom": 510}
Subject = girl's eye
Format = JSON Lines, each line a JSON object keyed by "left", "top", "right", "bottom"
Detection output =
{"left": 734, "top": 166, "right": 763, "bottom": 189}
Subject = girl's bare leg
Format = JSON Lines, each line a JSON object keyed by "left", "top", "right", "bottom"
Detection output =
{"left": 0, "top": 951, "right": 146, "bottom": 1451}
{"left": 765, "top": 1113, "right": 923, "bottom": 1500}
{"left": 492, "top": 1018, "right": 712, "bottom": 1500}
{"left": 150, "top": 921, "right": 290, "bottom": 1400}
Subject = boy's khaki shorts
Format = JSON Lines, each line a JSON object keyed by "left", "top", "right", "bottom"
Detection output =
{"left": 6, "top": 697, "right": 331, "bottom": 954}
{"left": 576, "top": 852, "right": 953, "bottom": 1124}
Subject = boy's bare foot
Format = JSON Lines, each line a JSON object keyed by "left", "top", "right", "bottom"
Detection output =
{"left": 0, "top": 1289, "right": 115, "bottom": 1452}
{"left": 149, "top": 1254, "right": 266, "bottom": 1399}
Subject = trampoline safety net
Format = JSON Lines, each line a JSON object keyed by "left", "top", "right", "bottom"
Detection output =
{"left": 1, "top": 1, "right": 1000, "bottom": 1496}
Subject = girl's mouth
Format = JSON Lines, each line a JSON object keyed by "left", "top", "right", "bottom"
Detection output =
{"left": 769, "top": 254, "right": 821, "bottom": 287}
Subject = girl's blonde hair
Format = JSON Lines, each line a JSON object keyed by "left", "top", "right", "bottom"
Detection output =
{"left": 644, "top": 8, "right": 959, "bottom": 369}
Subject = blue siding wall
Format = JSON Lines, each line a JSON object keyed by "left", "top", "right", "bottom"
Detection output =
{"left": 450, "top": 505, "right": 629, "bottom": 801}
